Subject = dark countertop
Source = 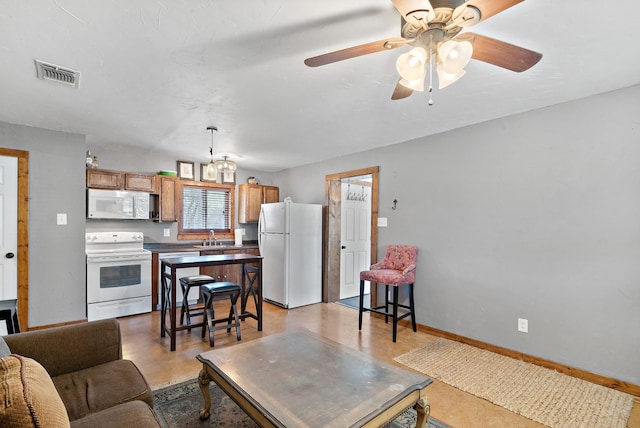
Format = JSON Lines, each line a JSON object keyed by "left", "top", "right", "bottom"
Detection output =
{"left": 144, "top": 241, "right": 259, "bottom": 254}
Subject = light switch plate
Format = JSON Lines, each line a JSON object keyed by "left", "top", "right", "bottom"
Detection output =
{"left": 378, "top": 217, "right": 388, "bottom": 227}
{"left": 56, "top": 213, "right": 67, "bottom": 225}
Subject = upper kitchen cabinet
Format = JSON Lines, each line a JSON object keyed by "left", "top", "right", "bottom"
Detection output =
{"left": 238, "top": 184, "right": 279, "bottom": 223}
{"left": 157, "top": 175, "right": 178, "bottom": 222}
{"left": 86, "top": 169, "right": 156, "bottom": 192}
{"left": 124, "top": 173, "right": 156, "bottom": 192}
{"left": 86, "top": 168, "right": 123, "bottom": 190}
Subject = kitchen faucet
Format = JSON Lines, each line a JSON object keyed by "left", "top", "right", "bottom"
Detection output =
{"left": 209, "top": 230, "right": 215, "bottom": 246}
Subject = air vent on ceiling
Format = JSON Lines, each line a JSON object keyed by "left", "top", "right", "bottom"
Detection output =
{"left": 35, "top": 60, "right": 80, "bottom": 88}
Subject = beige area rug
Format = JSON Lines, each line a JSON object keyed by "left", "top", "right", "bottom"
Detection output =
{"left": 394, "top": 338, "right": 635, "bottom": 428}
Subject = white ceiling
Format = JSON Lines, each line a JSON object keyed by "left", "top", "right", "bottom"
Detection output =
{"left": 1, "top": 1, "right": 639, "bottom": 172}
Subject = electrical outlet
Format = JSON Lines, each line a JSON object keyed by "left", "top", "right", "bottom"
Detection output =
{"left": 163, "top": 228, "right": 170, "bottom": 237}
{"left": 518, "top": 318, "right": 528, "bottom": 333}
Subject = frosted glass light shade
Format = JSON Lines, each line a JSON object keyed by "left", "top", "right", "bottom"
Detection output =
{"left": 396, "top": 47, "right": 428, "bottom": 81}
{"left": 213, "top": 156, "right": 237, "bottom": 172}
{"left": 437, "top": 63, "right": 466, "bottom": 89}
{"left": 438, "top": 40, "right": 472, "bottom": 74}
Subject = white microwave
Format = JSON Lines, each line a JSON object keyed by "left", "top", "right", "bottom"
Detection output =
{"left": 87, "top": 189, "right": 150, "bottom": 220}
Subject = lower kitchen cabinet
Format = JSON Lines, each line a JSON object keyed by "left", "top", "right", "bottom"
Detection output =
{"left": 199, "top": 248, "right": 260, "bottom": 284}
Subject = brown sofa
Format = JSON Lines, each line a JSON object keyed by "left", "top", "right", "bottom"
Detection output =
{"left": 1, "top": 319, "right": 161, "bottom": 427}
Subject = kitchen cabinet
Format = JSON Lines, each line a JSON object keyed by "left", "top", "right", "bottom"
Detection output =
{"left": 157, "top": 175, "right": 178, "bottom": 222}
{"left": 87, "top": 168, "right": 156, "bottom": 192}
{"left": 86, "top": 168, "right": 123, "bottom": 190}
{"left": 199, "top": 248, "right": 260, "bottom": 284}
{"left": 238, "top": 184, "right": 279, "bottom": 223}
{"left": 124, "top": 173, "right": 156, "bottom": 192}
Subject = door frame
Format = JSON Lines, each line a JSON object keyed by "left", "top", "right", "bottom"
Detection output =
{"left": 0, "top": 148, "right": 29, "bottom": 331}
{"left": 324, "top": 166, "right": 379, "bottom": 305}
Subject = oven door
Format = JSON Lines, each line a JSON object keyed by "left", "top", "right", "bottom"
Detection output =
{"left": 86, "top": 253, "right": 151, "bottom": 304}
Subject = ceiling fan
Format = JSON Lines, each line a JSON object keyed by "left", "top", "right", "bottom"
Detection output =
{"left": 304, "top": 0, "right": 542, "bottom": 101}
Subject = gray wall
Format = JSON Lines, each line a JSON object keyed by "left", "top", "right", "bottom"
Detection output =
{"left": 2, "top": 84, "right": 638, "bottom": 385}
{"left": 275, "top": 84, "right": 640, "bottom": 385}
{"left": 0, "top": 122, "right": 87, "bottom": 327}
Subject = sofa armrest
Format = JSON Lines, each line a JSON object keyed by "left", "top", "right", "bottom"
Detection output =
{"left": 4, "top": 319, "right": 122, "bottom": 378}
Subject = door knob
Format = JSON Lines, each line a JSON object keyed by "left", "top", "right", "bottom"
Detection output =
{"left": 341, "top": 245, "right": 346, "bottom": 249}
{"left": 5, "top": 252, "right": 15, "bottom": 259}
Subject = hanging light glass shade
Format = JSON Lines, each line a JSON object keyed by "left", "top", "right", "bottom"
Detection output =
{"left": 206, "top": 126, "right": 237, "bottom": 175}
{"left": 213, "top": 156, "right": 237, "bottom": 173}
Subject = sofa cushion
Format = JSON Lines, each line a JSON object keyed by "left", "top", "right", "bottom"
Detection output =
{"left": 53, "top": 359, "right": 153, "bottom": 421}
{"left": 0, "top": 354, "right": 71, "bottom": 427}
{"left": 0, "top": 335, "right": 10, "bottom": 357}
{"left": 69, "top": 400, "right": 160, "bottom": 428}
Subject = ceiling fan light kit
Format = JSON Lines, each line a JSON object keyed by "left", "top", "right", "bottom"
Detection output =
{"left": 396, "top": 47, "right": 428, "bottom": 81}
{"left": 304, "top": 0, "right": 542, "bottom": 104}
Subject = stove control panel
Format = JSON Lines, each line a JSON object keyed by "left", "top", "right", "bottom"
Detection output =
{"left": 86, "top": 232, "right": 144, "bottom": 244}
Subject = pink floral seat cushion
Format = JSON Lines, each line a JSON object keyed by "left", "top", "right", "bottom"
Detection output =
{"left": 360, "top": 245, "right": 418, "bottom": 286}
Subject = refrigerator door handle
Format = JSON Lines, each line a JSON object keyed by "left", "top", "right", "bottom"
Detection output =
{"left": 258, "top": 208, "right": 264, "bottom": 253}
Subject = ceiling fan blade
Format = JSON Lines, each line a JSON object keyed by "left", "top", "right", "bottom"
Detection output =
{"left": 465, "top": 32, "right": 542, "bottom": 72}
{"left": 464, "top": 0, "right": 524, "bottom": 22}
{"left": 391, "top": 80, "right": 414, "bottom": 100}
{"left": 391, "top": 0, "right": 434, "bottom": 26}
{"left": 304, "top": 37, "right": 407, "bottom": 67}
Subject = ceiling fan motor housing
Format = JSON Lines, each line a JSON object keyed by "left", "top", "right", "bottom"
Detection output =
{"left": 403, "top": 8, "right": 464, "bottom": 49}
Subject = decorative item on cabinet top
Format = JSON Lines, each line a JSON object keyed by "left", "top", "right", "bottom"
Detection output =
{"left": 247, "top": 176, "right": 258, "bottom": 184}
{"left": 177, "top": 161, "right": 194, "bottom": 180}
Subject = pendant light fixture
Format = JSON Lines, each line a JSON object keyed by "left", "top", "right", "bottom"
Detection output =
{"left": 205, "top": 126, "right": 218, "bottom": 178}
{"left": 206, "top": 126, "right": 237, "bottom": 176}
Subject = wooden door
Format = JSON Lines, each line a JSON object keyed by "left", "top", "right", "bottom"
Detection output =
{"left": 324, "top": 167, "right": 379, "bottom": 305}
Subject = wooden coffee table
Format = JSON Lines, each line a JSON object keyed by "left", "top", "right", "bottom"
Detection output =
{"left": 196, "top": 330, "right": 432, "bottom": 427}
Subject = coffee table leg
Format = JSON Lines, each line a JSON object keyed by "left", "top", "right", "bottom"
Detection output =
{"left": 414, "top": 397, "right": 430, "bottom": 428}
{"left": 198, "top": 367, "right": 212, "bottom": 420}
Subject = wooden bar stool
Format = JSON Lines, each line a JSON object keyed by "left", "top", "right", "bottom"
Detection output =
{"left": 178, "top": 275, "right": 215, "bottom": 330}
{"left": 200, "top": 282, "right": 242, "bottom": 347}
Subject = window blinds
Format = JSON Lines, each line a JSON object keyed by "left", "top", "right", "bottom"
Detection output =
{"left": 182, "top": 187, "right": 231, "bottom": 231}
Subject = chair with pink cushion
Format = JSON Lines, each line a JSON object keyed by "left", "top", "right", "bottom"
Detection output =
{"left": 359, "top": 244, "right": 418, "bottom": 342}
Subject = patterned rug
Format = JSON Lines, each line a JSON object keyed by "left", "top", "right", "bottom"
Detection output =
{"left": 395, "top": 338, "right": 635, "bottom": 428}
{"left": 153, "top": 379, "right": 449, "bottom": 427}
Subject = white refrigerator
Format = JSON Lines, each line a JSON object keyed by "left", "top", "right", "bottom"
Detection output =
{"left": 258, "top": 200, "right": 322, "bottom": 308}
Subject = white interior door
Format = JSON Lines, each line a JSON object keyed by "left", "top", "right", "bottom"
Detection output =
{"left": 340, "top": 178, "right": 371, "bottom": 299}
{"left": 0, "top": 155, "right": 18, "bottom": 335}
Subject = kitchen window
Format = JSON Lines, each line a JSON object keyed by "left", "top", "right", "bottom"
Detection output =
{"left": 178, "top": 181, "right": 235, "bottom": 239}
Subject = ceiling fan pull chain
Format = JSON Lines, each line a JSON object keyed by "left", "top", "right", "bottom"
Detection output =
{"left": 428, "top": 41, "right": 434, "bottom": 106}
